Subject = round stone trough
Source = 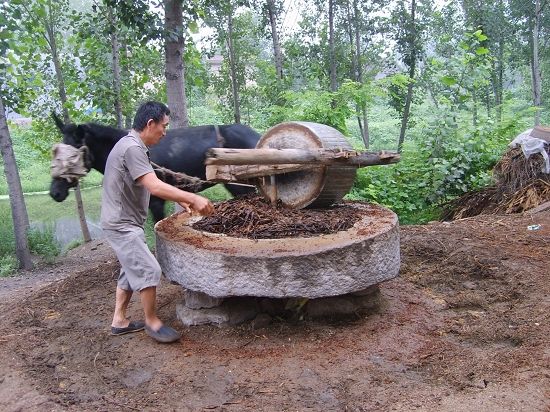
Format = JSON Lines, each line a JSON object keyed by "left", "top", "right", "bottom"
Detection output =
{"left": 155, "top": 202, "right": 400, "bottom": 301}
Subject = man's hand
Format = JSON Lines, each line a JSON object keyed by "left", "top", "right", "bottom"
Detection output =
{"left": 188, "top": 194, "right": 214, "bottom": 216}
{"left": 177, "top": 202, "right": 192, "bottom": 214}
{"left": 139, "top": 172, "right": 215, "bottom": 216}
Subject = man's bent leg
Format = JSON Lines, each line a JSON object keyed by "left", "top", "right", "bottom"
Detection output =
{"left": 140, "top": 286, "right": 181, "bottom": 343}
{"left": 140, "top": 286, "right": 163, "bottom": 331}
{"left": 112, "top": 286, "right": 133, "bottom": 328}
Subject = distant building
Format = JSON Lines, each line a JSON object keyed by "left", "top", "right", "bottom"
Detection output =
{"left": 5, "top": 109, "right": 32, "bottom": 126}
{"left": 207, "top": 55, "right": 223, "bottom": 75}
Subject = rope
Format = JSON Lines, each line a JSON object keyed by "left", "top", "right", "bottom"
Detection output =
{"left": 149, "top": 127, "right": 226, "bottom": 192}
{"left": 150, "top": 161, "right": 209, "bottom": 192}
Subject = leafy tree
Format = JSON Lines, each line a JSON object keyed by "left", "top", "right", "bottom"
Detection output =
{"left": 508, "top": 0, "right": 550, "bottom": 125}
{"left": 341, "top": 0, "right": 385, "bottom": 147}
{"left": 258, "top": 0, "right": 284, "bottom": 83}
{"left": 0, "top": 95, "right": 33, "bottom": 269}
{"left": 460, "top": 0, "right": 515, "bottom": 122}
{"left": 203, "top": 3, "right": 263, "bottom": 124}
{"left": 164, "top": 0, "right": 203, "bottom": 127}
{"left": 13, "top": 0, "right": 78, "bottom": 123}
{"left": 389, "top": 0, "right": 431, "bottom": 152}
{"left": 73, "top": 5, "right": 164, "bottom": 124}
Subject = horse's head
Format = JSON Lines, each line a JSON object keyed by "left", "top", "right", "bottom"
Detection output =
{"left": 49, "top": 113, "right": 94, "bottom": 202}
{"left": 52, "top": 112, "right": 93, "bottom": 148}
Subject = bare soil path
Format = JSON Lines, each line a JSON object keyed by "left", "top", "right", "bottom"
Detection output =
{"left": 0, "top": 210, "right": 548, "bottom": 411}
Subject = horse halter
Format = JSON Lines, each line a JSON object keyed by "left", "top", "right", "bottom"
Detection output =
{"left": 214, "top": 125, "right": 225, "bottom": 148}
{"left": 50, "top": 143, "right": 92, "bottom": 182}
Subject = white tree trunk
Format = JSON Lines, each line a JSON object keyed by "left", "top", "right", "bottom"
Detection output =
{"left": 164, "top": 0, "right": 189, "bottom": 128}
{"left": 0, "top": 95, "right": 33, "bottom": 270}
{"left": 227, "top": 13, "right": 241, "bottom": 124}
{"left": 267, "top": 0, "right": 283, "bottom": 81}
{"left": 107, "top": 5, "right": 123, "bottom": 128}
{"left": 531, "top": 0, "right": 543, "bottom": 126}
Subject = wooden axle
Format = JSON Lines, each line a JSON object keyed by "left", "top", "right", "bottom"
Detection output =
{"left": 206, "top": 163, "right": 321, "bottom": 183}
{"left": 205, "top": 148, "right": 400, "bottom": 183}
{"left": 205, "top": 147, "right": 400, "bottom": 166}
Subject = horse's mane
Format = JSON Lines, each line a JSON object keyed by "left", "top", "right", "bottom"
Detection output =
{"left": 85, "top": 123, "right": 128, "bottom": 143}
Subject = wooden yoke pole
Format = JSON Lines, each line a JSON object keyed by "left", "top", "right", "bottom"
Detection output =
{"left": 205, "top": 148, "right": 400, "bottom": 183}
{"left": 205, "top": 148, "right": 400, "bottom": 167}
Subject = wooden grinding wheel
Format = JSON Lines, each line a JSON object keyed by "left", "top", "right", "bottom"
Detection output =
{"left": 256, "top": 121, "right": 357, "bottom": 209}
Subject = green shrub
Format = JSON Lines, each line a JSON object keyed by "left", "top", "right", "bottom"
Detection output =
{"left": 0, "top": 218, "right": 15, "bottom": 257}
{"left": 0, "top": 255, "right": 18, "bottom": 277}
{"left": 27, "top": 226, "right": 61, "bottom": 263}
{"left": 348, "top": 105, "right": 527, "bottom": 224}
{"left": 64, "top": 239, "right": 83, "bottom": 251}
{"left": 200, "top": 184, "right": 233, "bottom": 203}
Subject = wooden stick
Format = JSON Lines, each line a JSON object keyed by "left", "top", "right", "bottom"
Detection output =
{"left": 205, "top": 148, "right": 400, "bottom": 166}
{"left": 206, "top": 163, "right": 321, "bottom": 182}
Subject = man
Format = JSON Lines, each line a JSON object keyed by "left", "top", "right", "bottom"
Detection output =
{"left": 101, "top": 101, "right": 214, "bottom": 343}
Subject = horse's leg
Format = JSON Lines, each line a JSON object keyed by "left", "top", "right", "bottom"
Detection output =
{"left": 149, "top": 196, "right": 166, "bottom": 223}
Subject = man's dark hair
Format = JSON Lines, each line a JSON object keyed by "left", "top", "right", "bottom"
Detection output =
{"left": 132, "top": 101, "right": 171, "bottom": 131}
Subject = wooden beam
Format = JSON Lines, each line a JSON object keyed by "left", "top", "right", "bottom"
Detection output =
{"left": 205, "top": 148, "right": 400, "bottom": 166}
{"left": 206, "top": 163, "right": 321, "bottom": 182}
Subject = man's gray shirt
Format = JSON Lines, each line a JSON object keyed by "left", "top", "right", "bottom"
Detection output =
{"left": 100, "top": 130, "right": 154, "bottom": 231}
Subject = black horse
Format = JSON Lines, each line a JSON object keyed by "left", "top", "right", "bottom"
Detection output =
{"left": 50, "top": 115, "right": 260, "bottom": 222}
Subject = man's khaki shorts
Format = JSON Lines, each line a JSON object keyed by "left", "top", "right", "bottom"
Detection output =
{"left": 104, "top": 227, "right": 161, "bottom": 291}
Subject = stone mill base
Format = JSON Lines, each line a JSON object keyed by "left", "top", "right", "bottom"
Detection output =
{"left": 175, "top": 286, "right": 382, "bottom": 327}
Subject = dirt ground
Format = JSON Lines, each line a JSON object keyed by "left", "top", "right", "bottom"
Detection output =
{"left": 0, "top": 209, "right": 548, "bottom": 412}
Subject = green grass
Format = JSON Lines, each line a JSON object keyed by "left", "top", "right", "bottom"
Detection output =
{"left": 0, "top": 255, "right": 18, "bottom": 277}
{"left": 0, "top": 186, "right": 103, "bottom": 275}
{"left": 199, "top": 184, "right": 233, "bottom": 202}
{"left": 0, "top": 204, "right": 17, "bottom": 276}
{"left": 23, "top": 185, "right": 103, "bottom": 222}
{"left": 0, "top": 205, "right": 62, "bottom": 276}
{"left": 27, "top": 225, "right": 61, "bottom": 263}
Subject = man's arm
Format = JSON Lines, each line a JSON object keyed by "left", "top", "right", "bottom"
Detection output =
{"left": 138, "top": 172, "right": 214, "bottom": 215}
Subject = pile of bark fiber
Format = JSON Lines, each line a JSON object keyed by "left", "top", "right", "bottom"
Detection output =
{"left": 193, "top": 195, "right": 365, "bottom": 239}
{"left": 442, "top": 144, "right": 550, "bottom": 220}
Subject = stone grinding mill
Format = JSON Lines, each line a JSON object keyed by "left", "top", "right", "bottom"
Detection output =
{"left": 155, "top": 122, "right": 402, "bottom": 326}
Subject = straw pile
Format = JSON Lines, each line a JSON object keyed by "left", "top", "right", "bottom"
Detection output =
{"left": 442, "top": 137, "right": 550, "bottom": 220}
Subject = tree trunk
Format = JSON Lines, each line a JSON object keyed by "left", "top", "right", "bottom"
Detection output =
{"left": 361, "top": 107, "right": 369, "bottom": 148}
{"left": 121, "top": 40, "right": 132, "bottom": 129}
{"left": 164, "top": 0, "right": 189, "bottom": 128}
{"left": 353, "top": 0, "right": 362, "bottom": 83}
{"left": 354, "top": 0, "right": 370, "bottom": 148}
{"left": 492, "top": 38, "right": 504, "bottom": 122}
{"left": 266, "top": 0, "right": 283, "bottom": 82}
{"left": 345, "top": 0, "right": 365, "bottom": 145}
{"left": 328, "top": 0, "right": 337, "bottom": 93}
{"left": 492, "top": 0, "right": 504, "bottom": 122}
{"left": 227, "top": 13, "right": 241, "bottom": 124}
{"left": 74, "top": 183, "right": 91, "bottom": 242}
{"left": 397, "top": 0, "right": 417, "bottom": 153}
{"left": 45, "top": 22, "right": 70, "bottom": 124}
{"left": 531, "top": 0, "right": 543, "bottom": 126}
{"left": 107, "top": 5, "right": 123, "bottom": 128}
{"left": 472, "top": 89, "right": 478, "bottom": 127}
{"left": 0, "top": 95, "right": 33, "bottom": 270}
{"left": 344, "top": 0, "right": 357, "bottom": 81}
{"left": 44, "top": 5, "right": 92, "bottom": 242}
